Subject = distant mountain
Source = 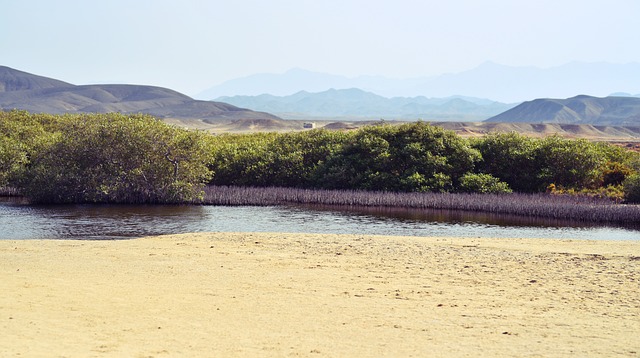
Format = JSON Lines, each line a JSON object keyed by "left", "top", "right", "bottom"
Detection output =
{"left": 0, "top": 66, "right": 279, "bottom": 121}
{"left": 197, "top": 62, "right": 640, "bottom": 103}
{"left": 216, "top": 88, "right": 515, "bottom": 121}
{"left": 198, "top": 68, "right": 359, "bottom": 99}
{"left": 485, "top": 95, "right": 640, "bottom": 126}
{"left": 609, "top": 92, "right": 640, "bottom": 97}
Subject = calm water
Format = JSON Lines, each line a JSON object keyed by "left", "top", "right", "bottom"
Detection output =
{"left": 1, "top": 198, "right": 639, "bottom": 241}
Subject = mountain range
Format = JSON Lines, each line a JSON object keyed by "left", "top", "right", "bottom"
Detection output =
{"left": 217, "top": 88, "right": 515, "bottom": 121}
{"left": 486, "top": 95, "right": 640, "bottom": 126}
{"left": 3, "top": 65, "right": 640, "bottom": 130}
{"left": 197, "top": 62, "right": 640, "bottom": 103}
{"left": 0, "top": 66, "right": 278, "bottom": 121}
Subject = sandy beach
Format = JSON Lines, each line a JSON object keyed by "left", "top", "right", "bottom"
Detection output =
{"left": 1, "top": 232, "right": 638, "bottom": 357}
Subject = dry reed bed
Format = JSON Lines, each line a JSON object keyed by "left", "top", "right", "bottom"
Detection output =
{"left": 0, "top": 187, "right": 20, "bottom": 197}
{"left": 203, "top": 185, "right": 640, "bottom": 224}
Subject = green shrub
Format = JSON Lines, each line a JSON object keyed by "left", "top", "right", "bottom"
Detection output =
{"left": 602, "top": 161, "right": 634, "bottom": 187}
{"left": 19, "top": 113, "right": 212, "bottom": 204}
{"left": 0, "top": 110, "right": 52, "bottom": 187}
{"left": 623, "top": 174, "right": 640, "bottom": 204}
{"left": 315, "top": 122, "right": 480, "bottom": 192}
{"left": 208, "top": 129, "right": 349, "bottom": 188}
{"left": 472, "top": 132, "right": 541, "bottom": 192}
{"left": 457, "top": 173, "right": 512, "bottom": 194}
{"left": 535, "top": 135, "right": 608, "bottom": 190}
{"left": 7, "top": 109, "right": 636, "bottom": 202}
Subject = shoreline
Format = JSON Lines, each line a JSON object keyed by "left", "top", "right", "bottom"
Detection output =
{"left": 1, "top": 232, "right": 639, "bottom": 357}
{"left": 203, "top": 186, "right": 640, "bottom": 224}
{"left": 5, "top": 186, "right": 640, "bottom": 226}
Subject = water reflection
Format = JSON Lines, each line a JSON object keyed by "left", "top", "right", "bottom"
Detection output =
{"left": 290, "top": 204, "right": 640, "bottom": 241}
{"left": 1, "top": 198, "right": 639, "bottom": 241}
{"left": 1, "top": 199, "right": 209, "bottom": 240}
{"left": 300, "top": 204, "right": 640, "bottom": 230}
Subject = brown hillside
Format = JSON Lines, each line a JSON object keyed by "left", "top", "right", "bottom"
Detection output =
{"left": 486, "top": 95, "right": 640, "bottom": 126}
{"left": 0, "top": 66, "right": 73, "bottom": 92}
{"left": 0, "top": 66, "right": 281, "bottom": 122}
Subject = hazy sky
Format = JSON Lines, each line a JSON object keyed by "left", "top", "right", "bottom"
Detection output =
{"left": 2, "top": 0, "right": 639, "bottom": 96}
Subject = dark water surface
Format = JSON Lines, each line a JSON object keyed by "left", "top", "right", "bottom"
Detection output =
{"left": 1, "top": 198, "right": 639, "bottom": 240}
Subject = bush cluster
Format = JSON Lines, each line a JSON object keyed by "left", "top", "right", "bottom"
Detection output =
{"left": 209, "top": 122, "right": 510, "bottom": 194}
{"left": 0, "top": 110, "right": 212, "bottom": 203}
{"left": 208, "top": 123, "right": 639, "bottom": 200}
{"left": 2, "top": 110, "right": 639, "bottom": 204}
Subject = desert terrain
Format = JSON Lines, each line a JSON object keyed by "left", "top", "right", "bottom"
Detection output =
{"left": 1, "top": 232, "right": 638, "bottom": 357}
{"left": 164, "top": 117, "right": 640, "bottom": 143}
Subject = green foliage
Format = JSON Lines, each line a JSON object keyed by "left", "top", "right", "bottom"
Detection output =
{"left": 535, "top": 135, "right": 607, "bottom": 190}
{"left": 596, "top": 142, "right": 639, "bottom": 167}
{"left": 601, "top": 161, "right": 634, "bottom": 187}
{"left": 208, "top": 129, "right": 349, "bottom": 188}
{"left": 17, "top": 112, "right": 212, "bottom": 204}
{"left": 0, "top": 136, "right": 26, "bottom": 187}
{"left": 457, "top": 173, "right": 512, "bottom": 194}
{"left": 547, "top": 182, "right": 625, "bottom": 202}
{"left": 315, "top": 122, "right": 479, "bottom": 192}
{"left": 472, "top": 132, "right": 541, "bottom": 192}
{"left": 2, "top": 110, "right": 639, "bottom": 202}
{"left": 314, "top": 127, "right": 393, "bottom": 190}
{"left": 623, "top": 174, "right": 640, "bottom": 204}
{"left": 474, "top": 133, "right": 640, "bottom": 194}
{"left": 208, "top": 122, "right": 481, "bottom": 193}
{"left": 0, "top": 110, "right": 53, "bottom": 188}
{"left": 208, "top": 124, "right": 638, "bottom": 197}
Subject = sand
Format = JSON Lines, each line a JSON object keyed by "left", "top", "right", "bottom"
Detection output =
{"left": 1, "top": 232, "right": 639, "bottom": 357}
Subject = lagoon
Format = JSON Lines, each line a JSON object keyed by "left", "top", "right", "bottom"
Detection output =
{"left": 1, "top": 198, "right": 639, "bottom": 241}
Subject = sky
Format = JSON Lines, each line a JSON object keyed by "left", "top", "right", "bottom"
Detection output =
{"left": 2, "top": 0, "right": 639, "bottom": 97}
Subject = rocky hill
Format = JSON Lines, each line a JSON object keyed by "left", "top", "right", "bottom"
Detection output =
{"left": 0, "top": 66, "right": 279, "bottom": 121}
{"left": 486, "top": 95, "right": 640, "bottom": 126}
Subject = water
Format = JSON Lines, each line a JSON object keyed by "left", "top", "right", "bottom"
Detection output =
{"left": 0, "top": 198, "right": 639, "bottom": 240}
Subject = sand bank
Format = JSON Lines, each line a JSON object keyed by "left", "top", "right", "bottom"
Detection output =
{"left": 1, "top": 233, "right": 638, "bottom": 357}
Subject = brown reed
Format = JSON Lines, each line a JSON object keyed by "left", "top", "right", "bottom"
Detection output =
{"left": 203, "top": 185, "right": 640, "bottom": 224}
{"left": 0, "top": 187, "right": 21, "bottom": 197}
